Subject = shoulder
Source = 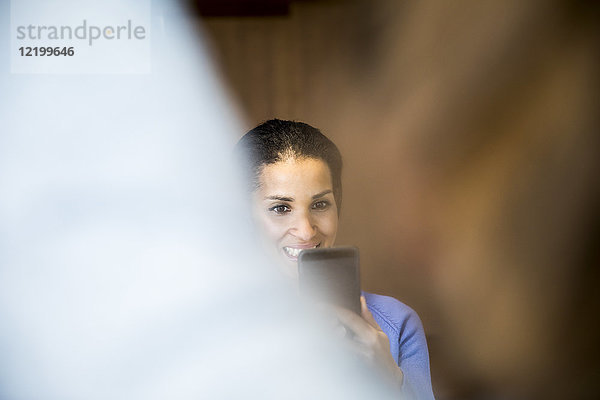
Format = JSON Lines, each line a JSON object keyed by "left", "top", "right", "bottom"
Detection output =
{"left": 363, "top": 292, "right": 419, "bottom": 319}
{"left": 363, "top": 291, "right": 424, "bottom": 336}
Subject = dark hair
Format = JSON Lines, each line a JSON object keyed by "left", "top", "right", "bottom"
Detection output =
{"left": 236, "top": 119, "right": 343, "bottom": 212}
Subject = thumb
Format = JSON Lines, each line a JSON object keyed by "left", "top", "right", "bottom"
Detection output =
{"left": 361, "top": 295, "right": 380, "bottom": 329}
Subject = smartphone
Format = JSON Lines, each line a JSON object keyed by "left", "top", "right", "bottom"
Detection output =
{"left": 298, "top": 246, "right": 361, "bottom": 315}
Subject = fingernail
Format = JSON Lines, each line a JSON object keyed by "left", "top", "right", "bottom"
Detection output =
{"left": 334, "top": 323, "right": 347, "bottom": 338}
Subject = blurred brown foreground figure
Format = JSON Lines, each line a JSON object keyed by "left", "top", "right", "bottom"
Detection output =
{"left": 326, "top": 0, "right": 600, "bottom": 398}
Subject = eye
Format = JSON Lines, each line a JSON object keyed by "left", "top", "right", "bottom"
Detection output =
{"left": 312, "top": 200, "right": 330, "bottom": 210}
{"left": 269, "top": 204, "right": 291, "bottom": 215}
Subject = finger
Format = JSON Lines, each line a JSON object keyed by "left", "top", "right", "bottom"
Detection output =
{"left": 360, "top": 296, "right": 380, "bottom": 330}
{"left": 339, "top": 335, "right": 374, "bottom": 360}
{"left": 334, "top": 305, "right": 376, "bottom": 341}
{"left": 310, "top": 302, "right": 363, "bottom": 336}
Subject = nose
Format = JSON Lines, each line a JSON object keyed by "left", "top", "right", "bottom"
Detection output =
{"left": 291, "top": 212, "right": 317, "bottom": 241}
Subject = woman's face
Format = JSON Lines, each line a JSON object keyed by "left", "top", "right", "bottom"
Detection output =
{"left": 253, "top": 157, "right": 339, "bottom": 277}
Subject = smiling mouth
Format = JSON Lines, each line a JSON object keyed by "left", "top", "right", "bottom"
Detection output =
{"left": 283, "top": 243, "right": 321, "bottom": 258}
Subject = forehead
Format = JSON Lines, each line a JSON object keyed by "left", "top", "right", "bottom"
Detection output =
{"left": 258, "top": 158, "right": 333, "bottom": 194}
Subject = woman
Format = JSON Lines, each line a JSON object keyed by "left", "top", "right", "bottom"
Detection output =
{"left": 236, "top": 119, "right": 435, "bottom": 399}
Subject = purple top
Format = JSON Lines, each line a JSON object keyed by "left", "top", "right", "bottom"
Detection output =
{"left": 364, "top": 292, "right": 435, "bottom": 399}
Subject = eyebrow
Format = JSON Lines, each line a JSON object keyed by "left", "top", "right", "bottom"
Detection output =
{"left": 312, "top": 190, "right": 333, "bottom": 199}
{"left": 265, "top": 195, "right": 294, "bottom": 202}
{"left": 264, "top": 190, "right": 332, "bottom": 202}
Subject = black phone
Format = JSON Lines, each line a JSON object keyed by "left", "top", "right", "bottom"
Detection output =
{"left": 297, "top": 246, "right": 361, "bottom": 315}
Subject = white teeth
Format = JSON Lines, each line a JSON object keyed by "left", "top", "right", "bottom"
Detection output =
{"left": 286, "top": 247, "right": 301, "bottom": 257}
{"left": 283, "top": 244, "right": 319, "bottom": 258}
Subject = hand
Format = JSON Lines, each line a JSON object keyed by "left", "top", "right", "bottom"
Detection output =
{"left": 333, "top": 296, "right": 404, "bottom": 388}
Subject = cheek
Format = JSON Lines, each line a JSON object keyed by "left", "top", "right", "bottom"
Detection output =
{"left": 256, "top": 213, "right": 289, "bottom": 242}
{"left": 316, "top": 213, "right": 338, "bottom": 241}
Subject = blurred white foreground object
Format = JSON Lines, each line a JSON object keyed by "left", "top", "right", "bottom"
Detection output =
{"left": 0, "top": 1, "right": 397, "bottom": 399}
